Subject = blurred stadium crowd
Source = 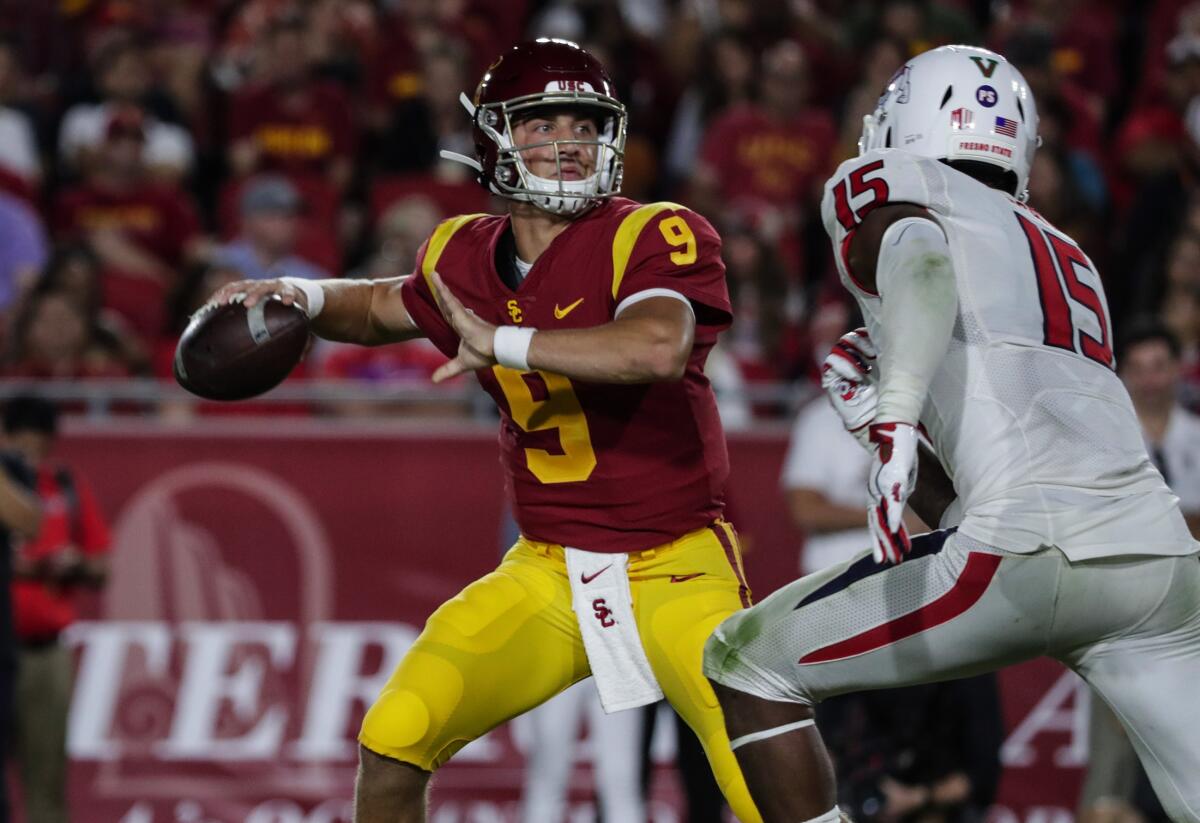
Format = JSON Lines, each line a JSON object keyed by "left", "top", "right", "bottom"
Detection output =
{"left": 0, "top": 0, "right": 1197, "bottom": 417}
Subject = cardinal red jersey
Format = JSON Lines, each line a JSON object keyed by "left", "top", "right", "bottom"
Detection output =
{"left": 400, "top": 198, "right": 732, "bottom": 553}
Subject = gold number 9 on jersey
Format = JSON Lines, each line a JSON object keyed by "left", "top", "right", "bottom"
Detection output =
{"left": 493, "top": 366, "right": 597, "bottom": 484}
{"left": 659, "top": 215, "right": 697, "bottom": 265}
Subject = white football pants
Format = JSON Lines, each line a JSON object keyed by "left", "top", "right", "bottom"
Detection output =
{"left": 705, "top": 530, "right": 1200, "bottom": 823}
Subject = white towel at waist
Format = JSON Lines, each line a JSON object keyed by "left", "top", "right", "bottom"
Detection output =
{"left": 565, "top": 547, "right": 664, "bottom": 713}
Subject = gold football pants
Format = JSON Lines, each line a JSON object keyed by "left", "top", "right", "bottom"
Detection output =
{"left": 359, "top": 520, "right": 762, "bottom": 822}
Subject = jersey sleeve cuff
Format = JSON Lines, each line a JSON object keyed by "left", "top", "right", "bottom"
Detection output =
{"left": 614, "top": 288, "right": 694, "bottom": 318}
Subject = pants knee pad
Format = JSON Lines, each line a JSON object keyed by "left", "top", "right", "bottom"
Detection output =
{"left": 359, "top": 688, "right": 434, "bottom": 767}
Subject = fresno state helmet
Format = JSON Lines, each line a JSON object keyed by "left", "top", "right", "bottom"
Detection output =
{"left": 441, "top": 39, "right": 626, "bottom": 216}
{"left": 859, "top": 45, "right": 1040, "bottom": 197}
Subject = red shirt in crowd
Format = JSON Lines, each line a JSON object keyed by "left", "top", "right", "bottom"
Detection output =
{"left": 228, "top": 80, "right": 355, "bottom": 179}
{"left": 55, "top": 183, "right": 201, "bottom": 269}
{"left": 699, "top": 103, "right": 837, "bottom": 215}
{"left": 54, "top": 182, "right": 201, "bottom": 338}
{"left": 13, "top": 464, "right": 111, "bottom": 641}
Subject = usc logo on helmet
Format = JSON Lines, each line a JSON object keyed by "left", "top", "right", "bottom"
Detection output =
{"left": 554, "top": 79, "right": 595, "bottom": 93}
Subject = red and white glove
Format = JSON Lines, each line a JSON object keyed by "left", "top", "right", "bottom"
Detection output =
{"left": 867, "top": 421, "right": 919, "bottom": 564}
{"left": 820, "top": 328, "right": 878, "bottom": 449}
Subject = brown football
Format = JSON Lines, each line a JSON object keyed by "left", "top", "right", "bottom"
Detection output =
{"left": 173, "top": 297, "right": 310, "bottom": 401}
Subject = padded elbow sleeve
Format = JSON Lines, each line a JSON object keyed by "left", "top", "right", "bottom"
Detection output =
{"left": 874, "top": 217, "right": 957, "bottom": 425}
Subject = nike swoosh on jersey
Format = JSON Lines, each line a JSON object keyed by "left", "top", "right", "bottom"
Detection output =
{"left": 669, "top": 573, "right": 705, "bottom": 583}
{"left": 581, "top": 564, "right": 612, "bottom": 584}
{"left": 554, "top": 298, "right": 585, "bottom": 319}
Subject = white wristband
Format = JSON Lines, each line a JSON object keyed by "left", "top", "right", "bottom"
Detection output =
{"left": 279, "top": 277, "right": 325, "bottom": 319}
{"left": 493, "top": 326, "right": 537, "bottom": 371}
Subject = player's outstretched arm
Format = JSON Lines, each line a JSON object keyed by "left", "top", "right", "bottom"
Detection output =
{"left": 848, "top": 204, "right": 957, "bottom": 562}
{"left": 430, "top": 272, "right": 694, "bottom": 384}
{"left": 211, "top": 277, "right": 425, "bottom": 346}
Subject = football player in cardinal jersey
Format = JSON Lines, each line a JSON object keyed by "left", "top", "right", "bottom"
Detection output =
{"left": 213, "top": 39, "right": 763, "bottom": 823}
{"left": 703, "top": 45, "right": 1200, "bottom": 823}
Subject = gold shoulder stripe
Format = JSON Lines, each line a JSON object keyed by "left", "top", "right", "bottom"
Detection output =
{"left": 421, "top": 213, "right": 489, "bottom": 301}
{"left": 610, "top": 201, "right": 688, "bottom": 300}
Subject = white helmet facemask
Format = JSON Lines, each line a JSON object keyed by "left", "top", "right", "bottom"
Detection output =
{"left": 859, "top": 45, "right": 1041, "bottom": 199}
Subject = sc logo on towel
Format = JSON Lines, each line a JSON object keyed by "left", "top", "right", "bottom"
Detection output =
{"left": 592, "top": 598, "right": 616, "bottom": 628}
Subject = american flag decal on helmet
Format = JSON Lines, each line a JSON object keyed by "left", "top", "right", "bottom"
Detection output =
{"left": 993, "top": 116, "right": 1018, "bottom": 138}
{"left": 951, "top": 108, "right": 973, "bottom": 130}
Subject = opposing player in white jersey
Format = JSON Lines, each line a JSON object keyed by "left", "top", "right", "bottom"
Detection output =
{"left": 703, "top": 44, "right": 1200, "bottom": 823}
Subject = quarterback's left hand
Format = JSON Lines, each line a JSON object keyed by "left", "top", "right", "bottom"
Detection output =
{"left": 430, "top": 271, "right": 496, "bottom": 382}
{"left": 867, "top": 421, "right": 919, "bottom": 564}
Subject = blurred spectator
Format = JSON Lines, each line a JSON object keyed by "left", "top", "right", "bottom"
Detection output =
{"left": 821, "top": 676, "right": 1004, "bottom": 823}
{"left": 835, "top": 37, "right": 908, "bottom": 158}
{"left": 990, "top": 0, "right": 1118, "bottom": 124}
{"left": 0, "top": 192, "right": 48, "bottom": 322}
{"left": 692, "top": 39, "right": 836, "bottom": 279}
{"left": 354, "top": 195, "right": 442, "bottom": 281}
{"left": 0, "top": 399, "right": 41, "bottom": 823}
{"left": 1026, "top": 147, "right": 1101, "bottom": 259}
{"left": 7, "top": 395, "right": 109, "bottom": 823}
{"left": 693, "top": 38, "right": 835, "bottom": 220}
{"left": 519, "top": 681, "right": 646, "bottom": 823}
{"left": 663, "top": 30, "right": 756, "bottom": 191}
{"left": 723, "top": 224, "right": 802, "bottom": 382}
{"left": 1117, "top": 319, "right": 1200, "bottom": 534}
{"left": 780, "top": 397, "right": 873, "bottom": 575}
{"left": 363, "top": 14, "right": 437, "bottom": 173}
{"left": 422, "top": 37, "right": 478, "bottom": 179}
{"left": 54, "top": 107, "right": 206, "bottom": 342}
{"left": 705, "top": 338, "right": 754, "bottom": 430}
{"left": 33, "top": 244, "right": 148, "bottom": 374}
{"left": 58, "top": 38, "right": 194, "bottom": 185}
{"left": 845, "top": 0, "right": 978, "bottom": 58}
{"left": 0, "top": 38, "right": 42, "bottom": 198}
{"left": 311, "top": 193, "right": 459, "bottom": 414}
{"left": 214, "top": 176, "right": 331, "bottom": 282}
{"left": 1005, "top": 25, "right": 1105, "bottom": 163}
{"left": 4, "top": 288, "right": 131, "bottom": 379}
{"left": 1161, "top": 285, "right": 1200, "bottom": 406}
{"left": 227, "top": 13, "right": 355, "bottom": 193}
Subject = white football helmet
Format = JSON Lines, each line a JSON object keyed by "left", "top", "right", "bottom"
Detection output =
{"left": 859, "top": 45, "right": 1040, "bottom": 197}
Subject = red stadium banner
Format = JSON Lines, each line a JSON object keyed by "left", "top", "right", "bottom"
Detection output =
{"left": 51, "top": 421, "right": 1084, "bottom": 822}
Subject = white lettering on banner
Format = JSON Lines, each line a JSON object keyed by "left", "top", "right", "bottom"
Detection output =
{"left": 1000, "top": 670, "right": 1090, "bottom": 768}
{"left": 65, "top": 622, "right": 173, "bottom": 760}
{"left": 157, "top": 623, "right": 296, "bottom": 760}
{"left": 119, "top": 800, "right": 352, "bottom": 823}
{"left": 66, "top": 621, "right": 420, "bottom": 762}
{"left": 291, "top": 622, "right": 418, "bottom": 759}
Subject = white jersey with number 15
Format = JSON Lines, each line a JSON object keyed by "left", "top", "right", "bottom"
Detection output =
{"left": 821, "top": 148, "right": 1195, "bottom": 560}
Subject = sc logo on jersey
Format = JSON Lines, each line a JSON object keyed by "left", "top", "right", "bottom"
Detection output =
{"left": 976, "top": 85, "right": 998, "bottom": 107}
